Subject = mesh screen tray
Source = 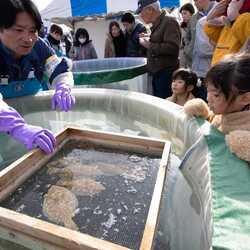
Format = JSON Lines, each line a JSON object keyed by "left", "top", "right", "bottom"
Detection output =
{"left": 0, "top": 127, "right": 170, "bottom": 250}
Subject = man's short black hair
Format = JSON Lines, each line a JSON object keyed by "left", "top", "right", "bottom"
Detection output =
{"left": 0, "top": 0, "right": 42, "bottom": 31}
{"left": 121, "top": 12, "right": 135, "bottom": 24}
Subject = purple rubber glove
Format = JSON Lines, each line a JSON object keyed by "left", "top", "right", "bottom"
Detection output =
{"left": 0, "top": 107, "right": 56, "bottom": 154}
{"left": 51, "top": 82, "right": 75, "bottom": 112}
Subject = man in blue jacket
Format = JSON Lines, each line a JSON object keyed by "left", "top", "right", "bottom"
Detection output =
{"left": 0, "top": 0, "right": 75, "bottom": 154}
{"left": 121, "top": 12, "right": 147, "bottom": 57}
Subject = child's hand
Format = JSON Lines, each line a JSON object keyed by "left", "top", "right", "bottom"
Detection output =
{"left": 207, "top": 0, "right": 230, "bottom": 21}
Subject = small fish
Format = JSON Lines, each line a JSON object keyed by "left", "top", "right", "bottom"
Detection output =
{"left": 122, "top": 166, "right": 146, "bottom": 182}
{"left": 43, "top": 185, "right": 79, "bottom": 230}
{"left": 65, "top": 164, "right": 102, "bottom": 178}
{"left": 57, "top": 178, "right": 105, "bottom": 197}
{"left": 47, "top": 163, "right": 102, "bottom": 178}
{"left": 47, "top": 167, "right": 73, "bottom": 181}
{"left": 64, "top": 162, "right": 127, "bottom": 177}
{"left": 95, "top": 162, "right": 128, "bottom": 176}
{"left": 47, "top": 159, "right": 128, "bottom": 179}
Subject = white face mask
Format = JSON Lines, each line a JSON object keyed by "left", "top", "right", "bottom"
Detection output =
{"left": 79, "top": 38, "right": 86, "bottom": 44}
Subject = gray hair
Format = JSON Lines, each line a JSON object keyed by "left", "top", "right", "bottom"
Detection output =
{"left": 145, "top": 1, "right": 161, "bottom": 11}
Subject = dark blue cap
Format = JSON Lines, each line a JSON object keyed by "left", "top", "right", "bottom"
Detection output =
{"left": 135, "top": 0, "right": 158, "bottom": 14}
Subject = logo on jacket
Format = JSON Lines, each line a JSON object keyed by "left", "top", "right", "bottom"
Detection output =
{"left": 14, "top": 83, "right": 25, "bottom": 92}
{"left": 0, "top": 76, "right": 8, "bottom": 85}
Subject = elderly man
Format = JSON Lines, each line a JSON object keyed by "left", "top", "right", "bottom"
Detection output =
{"left": 138, "top": 0, "right": 181, "bottom": 98}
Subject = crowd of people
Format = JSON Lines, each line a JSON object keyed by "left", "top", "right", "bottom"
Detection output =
{"left": 44, "top": 0, "right": 248, "bottom": 105}
{"left": 0, "top": 0, "right": 250, "bottom": 164}
{"left": 42, "top": 12, "right": 149, "bottom": 61}
{"left": 0, "top": 2, "right": 249, "bottom": 249}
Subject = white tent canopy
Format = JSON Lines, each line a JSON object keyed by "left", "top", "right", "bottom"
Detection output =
{"left": 32, "top": 0, "right": 180, "bottom": 19}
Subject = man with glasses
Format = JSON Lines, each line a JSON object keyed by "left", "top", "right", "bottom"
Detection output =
{"left": 138, "top": 0, "right": 181, "bottom": 98}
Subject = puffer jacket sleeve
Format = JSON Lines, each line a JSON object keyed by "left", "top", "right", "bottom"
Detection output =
{"left": 204, "top": 22, "right": 223, "bottom": 44}
{"left": 231, "top": 13, "right": 250, "bottom": 47}
{"left": 150, "top": 17, "right": 181, "bottom": 57}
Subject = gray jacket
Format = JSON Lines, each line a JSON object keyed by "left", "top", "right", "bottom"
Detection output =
{"left": 192, "top": 16, "right": 215, "bottom": 78}
{"left": 184, "top": 2, "right": 215, "bottom": 68}
{"left": 69, "top": 42, "right": 98, "bottom": 60}
{"left": 179, "top": 26, "right": 189, "bottom": 68}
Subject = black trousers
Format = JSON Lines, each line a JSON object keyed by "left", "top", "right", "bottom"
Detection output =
{"left": 196, "top": 77, "right": 207, "bottom": 101}
{"left": 152, "top": 68, "right": 176, "bottom": 99}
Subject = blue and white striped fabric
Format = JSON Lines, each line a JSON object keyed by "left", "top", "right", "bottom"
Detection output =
{"left": 33, "top": 0, "right": 180, "bottom": 19}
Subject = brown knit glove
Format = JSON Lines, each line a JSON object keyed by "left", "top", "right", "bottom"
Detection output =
{"left": 225, "top": 130, "right": 250, "bottom": 162}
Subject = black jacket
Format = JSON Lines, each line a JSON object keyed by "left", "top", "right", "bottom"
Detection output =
{"left": 125, "top": 22, "right": 147, "bottom": 57}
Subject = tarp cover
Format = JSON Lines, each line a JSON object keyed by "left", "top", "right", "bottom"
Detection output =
{"left": 32, "top": 0, "right": 180, "bottom": 19}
